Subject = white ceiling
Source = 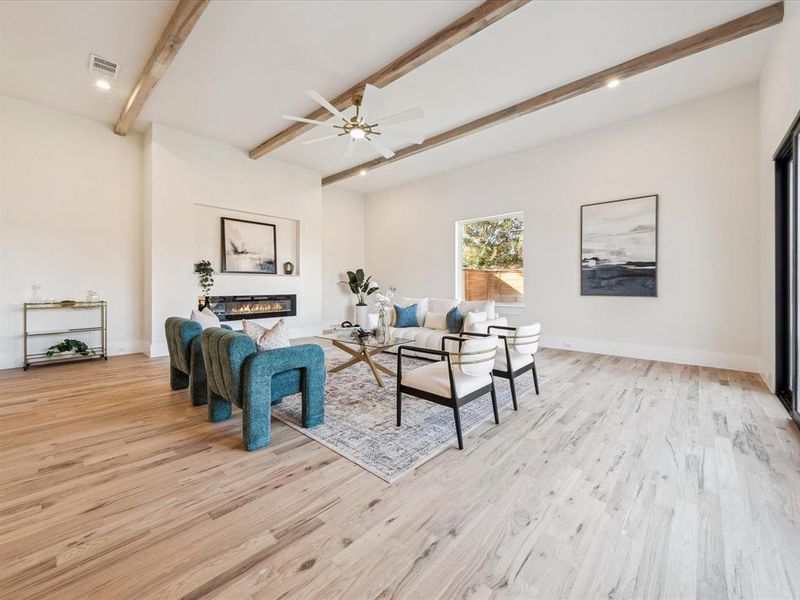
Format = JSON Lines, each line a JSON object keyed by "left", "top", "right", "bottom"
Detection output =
{"left": 0, "top": 0, "right": 779, "bottom": 194}
{"left": 0, "top": 0, "right": 177, "bottom": 126}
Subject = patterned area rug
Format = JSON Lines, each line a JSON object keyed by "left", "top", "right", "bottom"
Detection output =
{"left": 271, "top": 344, "right": 536, "bottom": 482}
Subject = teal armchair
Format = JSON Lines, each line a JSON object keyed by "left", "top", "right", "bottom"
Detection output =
{"left": 200, "top": 327, "right": 325, "bottom": 451}
{"left": 164, "top": 317, "right": 231, "bottom": 406}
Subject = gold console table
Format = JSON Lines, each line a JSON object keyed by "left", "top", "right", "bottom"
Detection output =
{"left": 23, "top": 301, "right": 107, "bottom": 370}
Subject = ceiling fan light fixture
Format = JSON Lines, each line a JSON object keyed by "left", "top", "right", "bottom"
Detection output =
{"left": 289, "top": 85, "right": 424, "bottom": 161}
{"left": 350, "top": 127, "right": 366, "bottom": 140}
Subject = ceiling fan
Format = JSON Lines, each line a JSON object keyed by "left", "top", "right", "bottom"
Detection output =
{"left": 282, "top": 84, "right": 425, "bottom": 160}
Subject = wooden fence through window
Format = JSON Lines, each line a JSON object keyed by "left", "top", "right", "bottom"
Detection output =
{"left": 463, "top": 269, "right": 523, "bottom": 304}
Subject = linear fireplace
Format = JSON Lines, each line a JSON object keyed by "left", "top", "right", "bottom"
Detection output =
{"left": 200, "top": 294, "right": 297, "bottom": 321}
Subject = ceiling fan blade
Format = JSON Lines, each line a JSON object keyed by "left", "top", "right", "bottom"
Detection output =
{"left": 375, "top": 107, "right": 424, "bottom": 127}
{"left": 302, "top": 133, "right": 341, "bottom": 145}
{"left": 282, "top": 114, "right": 336, "bottom": 127}
{"left": 359, "top": 84, "right": 380, "bottom": 122}
{"left": 377, "top": 130, "right": 425, "bottom": 145}
{"left": 367, "top": 137, "right": 395, "bottom": 159}
{"left": 343, "top": 138, "right": 357, "bottom": 159}
{"left": 305, "top": 89, "right": 345, "bottom": 120}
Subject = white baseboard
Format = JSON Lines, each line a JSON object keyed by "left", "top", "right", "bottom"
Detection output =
{"left": 107, "top": 340, "right": 148, "bottom": 357}
{"left": 148, "top": 341, "right": 169, "bottom": 358}
{"left": 757, "top": 361, "right": 775, "bottom": 392}
{"left": 541, "top": 335, "right": 762, "bottom": 373}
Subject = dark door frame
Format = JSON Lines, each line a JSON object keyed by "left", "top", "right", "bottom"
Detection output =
{"left": 774, "top": 109, "right": 800, "bottom": 425}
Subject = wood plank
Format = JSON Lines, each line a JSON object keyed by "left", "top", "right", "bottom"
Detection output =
{"left": 247, "top": 0, "right": 530, "bottom": 159}
{"left": 0, "top": 346, "right": 798, "bottom": 598}
{"left": 322, "top": 2, "right": 784, "bottom": 185}
{"left": 113, "top": 0, "right": 210, "bottom": 136}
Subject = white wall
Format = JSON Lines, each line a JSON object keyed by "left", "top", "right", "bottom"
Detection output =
{"left": 321, "top": 186, "right": 366, "bottom": 327}
{"left": 365, "top": 85, "right": 762, "bottom": 371}
{"left": 147, "top": 124, "right": 323, "bottom": 355}
{"left": 0, "top": 96, "right": 144, "bottom": 369}
{"left": 758, "top": 2, "right": 800, "bottom": 390}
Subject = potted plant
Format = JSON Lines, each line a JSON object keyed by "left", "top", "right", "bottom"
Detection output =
{"left": 340, "top": 268, "right": 379, "bottom": 326}
{"left": 46, "top": 338, "right": 94, "bottom": 358}
{"left": 194, "top": 260, "right": 215, "bottom": 307}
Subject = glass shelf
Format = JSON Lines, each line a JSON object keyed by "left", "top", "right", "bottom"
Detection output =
{"left": 24, "top": 301, "right": 106, "bottom": 309}
{"left": 26, "top": 326, "right": 104, "bottom": 337}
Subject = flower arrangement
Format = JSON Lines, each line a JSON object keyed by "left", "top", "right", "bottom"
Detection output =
{"left": 373, "top": 286, "right": 396, "bottom": 313}
{"left": 373, "top": 286, "right": 396, "bottom": 342}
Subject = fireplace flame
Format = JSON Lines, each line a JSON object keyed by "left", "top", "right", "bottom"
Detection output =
{"left": 230, "top": 302, "right": 286, "bottom": 314}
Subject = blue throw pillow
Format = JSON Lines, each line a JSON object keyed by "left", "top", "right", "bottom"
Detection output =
{"left": 394, "top": 304, "right": 419, "bottom": 328}
{"left": 446, "top": 306, "right": 463, "bottom": 333}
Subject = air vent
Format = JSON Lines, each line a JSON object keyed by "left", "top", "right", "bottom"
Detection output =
{"left": 88, "top": 54, "right": 118, "bottom": 79}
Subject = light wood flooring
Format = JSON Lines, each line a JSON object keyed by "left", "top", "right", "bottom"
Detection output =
{"left": 1, "top": 348, "right": 799, "bottom": 599}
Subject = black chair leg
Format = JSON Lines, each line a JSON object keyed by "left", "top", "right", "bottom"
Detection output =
{"left": 396, "top": 389, "right": 402, "bottom": 426}
{"left": 490, "top": 381, "right": 500, "bottom": 424}
{"left": 508, "top": 373, "right": 519, "bottom": 411}
{"left": 452, "top": 403, "right": 464, "bottom": 449}
{"left": 532, "top": 359, "right": 540, "bottom": 395}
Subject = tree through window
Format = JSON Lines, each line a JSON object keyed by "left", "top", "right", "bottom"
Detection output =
{"left": 459, "top": 214, "right": 524, "bottom": 304}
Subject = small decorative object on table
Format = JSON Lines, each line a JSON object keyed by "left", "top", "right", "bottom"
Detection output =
{"left": 351, "top": 327, "right": 374, "bottom": 342}
{"left": 373, "top": 286, "right": 396, "bottom": 344}
{"left": 340, "top": 268, "right": 379, "bottom": 326}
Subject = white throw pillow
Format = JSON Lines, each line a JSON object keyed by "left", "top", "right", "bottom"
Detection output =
{"left": 428, "top": 298, "right": 458, "bottom": 314}
{"left": 242, "top": 319, "right": 291, "bottom": 351}
{"left": 462, "top": 310, "right": 488, "bottom": 333}
{"left": 458, "top": 300, "right": 496, "bottom": 320}
{"left": 424, "top": 311, "right": 448, "bottom": 330}
{"left": 190, "top": 307, "right": 220, "bottom": 330}
{"left": 467, "top": 315, "right": 508, "bottom": 335}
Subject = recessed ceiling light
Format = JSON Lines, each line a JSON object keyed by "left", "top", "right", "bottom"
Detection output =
{"left": 359, "top": 169, "right": 367, "bottom": 176}
{"left": 606, "top": 78, "right": 620, "bottom": 89}
{"left": 95, "top": 79, "right": 111, "bottom": 90}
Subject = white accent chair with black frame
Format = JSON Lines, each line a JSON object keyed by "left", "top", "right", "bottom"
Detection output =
{"left": 396, "top": 335, "right": 500, "bottom": 450}
{"left": 462, "top": 323, "right": 541, "bottom": 410}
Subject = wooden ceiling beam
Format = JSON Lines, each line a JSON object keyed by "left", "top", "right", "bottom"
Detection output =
{"left": 322, "top": 1, "right": 784, "bottom": 186}
{"left": 114, "top": 0, "right": 210, "bottom": 136}
{"left": 248, "top": 0, "right": 531, "bottom": 159}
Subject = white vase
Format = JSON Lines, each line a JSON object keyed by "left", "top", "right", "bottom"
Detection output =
{"left": 353, "top": 305, "right": 369, "bottom": 327}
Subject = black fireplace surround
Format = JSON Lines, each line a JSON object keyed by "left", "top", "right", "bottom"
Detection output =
{"left": 200, "top": 294, "right": 297, "bottom": 321}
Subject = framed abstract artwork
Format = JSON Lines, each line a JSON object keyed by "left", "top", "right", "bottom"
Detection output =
{"left": 580, "top": 195, "right": 658, "bottom": 297}
{"left": 220, "top": 217, "right": 277, "bottom": 274}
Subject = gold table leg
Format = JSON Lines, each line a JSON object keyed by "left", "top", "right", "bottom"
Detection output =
{"left": 329, "top": 341, "right": 397, "bottom": 386}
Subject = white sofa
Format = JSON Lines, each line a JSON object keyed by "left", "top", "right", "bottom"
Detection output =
{"left": 371, "top": 297, "right": 509, "bottom": 359}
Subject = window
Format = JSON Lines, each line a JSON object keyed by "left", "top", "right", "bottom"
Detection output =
{"left": 775, "top": 110, "right": 799, "bottom": 424}
{"left": 457, "top": 213, "right": 524, "bottom": 305}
